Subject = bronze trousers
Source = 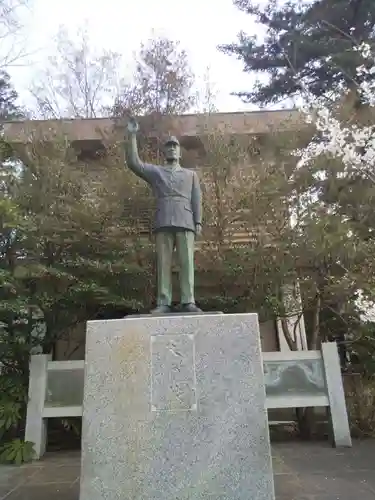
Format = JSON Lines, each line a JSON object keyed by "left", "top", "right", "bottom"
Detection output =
{"left": 155, "top": 230, "right": 195, "bottom": 306}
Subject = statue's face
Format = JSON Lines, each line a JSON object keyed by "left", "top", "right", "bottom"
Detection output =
{"left": 164, "top": 142, "right": 180, "bottom": 162}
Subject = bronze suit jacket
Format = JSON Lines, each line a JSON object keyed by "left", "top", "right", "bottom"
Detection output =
{"left": 127, "top": 162, "right": 202, "bottom": 233}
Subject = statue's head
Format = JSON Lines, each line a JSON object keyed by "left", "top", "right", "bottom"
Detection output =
{"left": 164, "top": 136, "right": 181, "bottom": 164}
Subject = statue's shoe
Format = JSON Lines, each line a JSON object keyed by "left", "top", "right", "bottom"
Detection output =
{"left": 179, "top": 303, "right": 202, "bottom": 313}
{"left": 150, "top": 305, "right": 172, "bottom": 314}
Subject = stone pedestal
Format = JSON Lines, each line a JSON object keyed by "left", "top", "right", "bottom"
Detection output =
{"left": 80, "top": 313, "right": 275, "bottom": 500}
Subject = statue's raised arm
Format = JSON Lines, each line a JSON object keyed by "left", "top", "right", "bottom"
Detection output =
{"left": 125, "top": 118, "right": 156, "bottom": 183}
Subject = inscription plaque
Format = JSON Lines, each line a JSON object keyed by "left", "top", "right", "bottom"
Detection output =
{"left": 150, "top": 334, "right": 196, "bottom": 411}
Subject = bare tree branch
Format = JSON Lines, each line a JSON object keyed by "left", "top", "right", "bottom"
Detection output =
{"left": 30, "top": 26, "right": 122, "bottom": 119}
{"left": 113, "top": 37, "right": 195, "bottom": 117}
{"left": 0, "top": 0, "right": 32, "bottom": 69}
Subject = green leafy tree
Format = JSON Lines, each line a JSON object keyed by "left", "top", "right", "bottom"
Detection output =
{"left": 0, "top": 70, "right": 22, "bottom": 120}
{"left": 0, "top": 145, "right": 37, "bottom": 463}
{"left": 0, "top": 131, "right": 157, "bottom": 461}
{"left": 0, "top": 66, "right": 29, "bottom": 462}
{"left": 220, "top": 0, "right": 375, "bottom": 105}
{"left": 13, "top": 137, "right": 156, "bottom": 350}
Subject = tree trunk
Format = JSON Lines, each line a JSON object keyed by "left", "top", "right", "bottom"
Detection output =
{"left": 309, "top": 290, "right": 321, "bottom": 350}
{"left": 280, "top": 317, "right": 297, "bottom": 351}
{"left": 297, "top": 289, "right": 322, "bottom": 438}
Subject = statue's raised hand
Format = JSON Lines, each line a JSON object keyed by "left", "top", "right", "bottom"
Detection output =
{"left": 127, "top": 117, "right": 139, "bottom": 135}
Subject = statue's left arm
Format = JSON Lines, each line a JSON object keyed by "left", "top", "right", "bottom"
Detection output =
{"left": 191, "top": 171, "right": 202, "bottom": 234}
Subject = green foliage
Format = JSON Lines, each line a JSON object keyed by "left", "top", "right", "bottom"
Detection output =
{"left": 0, "top": 439, "right": 35, "bottom": 465}
{"left": 3, "top": 138, "right": 155, "bottom": 345}
{"left": 346, "top": 374, "right": 375, "bottom": 437}
{"left": 0, "top": 70, "right": 23, "bottom": 119}
{"left": 221, "top": 0, "right": 375, "bottom": 104}
{"left": 0, "top": 374, "right": 28, "bottom": 406}
{"left": 347, "top": 322, "right": 375, "bottom": 376}
{"left": 0, "top": 368, "right": 30, "bottom": 464}
{"left": 0, "top": 401, "right": 22, "bottom": 435}
{"left": 0, "top": 134, "right": 156, "bottom": 461}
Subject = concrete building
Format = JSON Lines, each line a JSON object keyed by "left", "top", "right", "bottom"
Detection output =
{"left": 3, "top": 109, "right": 303, "bottom": 148}
{"left": 3, "top": 110, "right": 308, "bottom": 357}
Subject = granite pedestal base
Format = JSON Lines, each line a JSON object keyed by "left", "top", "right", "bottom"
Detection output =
{"left": 80, "top": 313, "right": 275, "bottom": 500}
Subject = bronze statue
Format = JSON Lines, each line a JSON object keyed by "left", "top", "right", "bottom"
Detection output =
{"left": 126, "top": 118, "right": 202, "bottom": 314}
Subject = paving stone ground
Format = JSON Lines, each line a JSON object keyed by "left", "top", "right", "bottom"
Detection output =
{"left": 0, "top": 440, "right": 374, "bottom": 499}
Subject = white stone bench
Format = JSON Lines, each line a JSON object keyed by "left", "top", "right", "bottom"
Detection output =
{"left": 25, "top": 342, "right": 351, "bottom": 458}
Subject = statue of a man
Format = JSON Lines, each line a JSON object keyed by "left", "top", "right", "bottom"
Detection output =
{"left": 126, "top": 118, "right": 202, "bottom": 314}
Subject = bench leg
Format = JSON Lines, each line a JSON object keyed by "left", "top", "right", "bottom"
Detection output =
{"left": 25, "top": 355, "right": 49, "bottom": 459}
{"left": 321, "top": 342, "right": 352, "bottom": 447}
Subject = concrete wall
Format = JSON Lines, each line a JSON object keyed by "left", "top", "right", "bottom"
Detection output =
{"left": 3, "top": 109, "right": 303, "bottom": 145}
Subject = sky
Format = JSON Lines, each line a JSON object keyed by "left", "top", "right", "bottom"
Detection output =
{"left": 7, "top": 0, "right": 269, "bottom": 113}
